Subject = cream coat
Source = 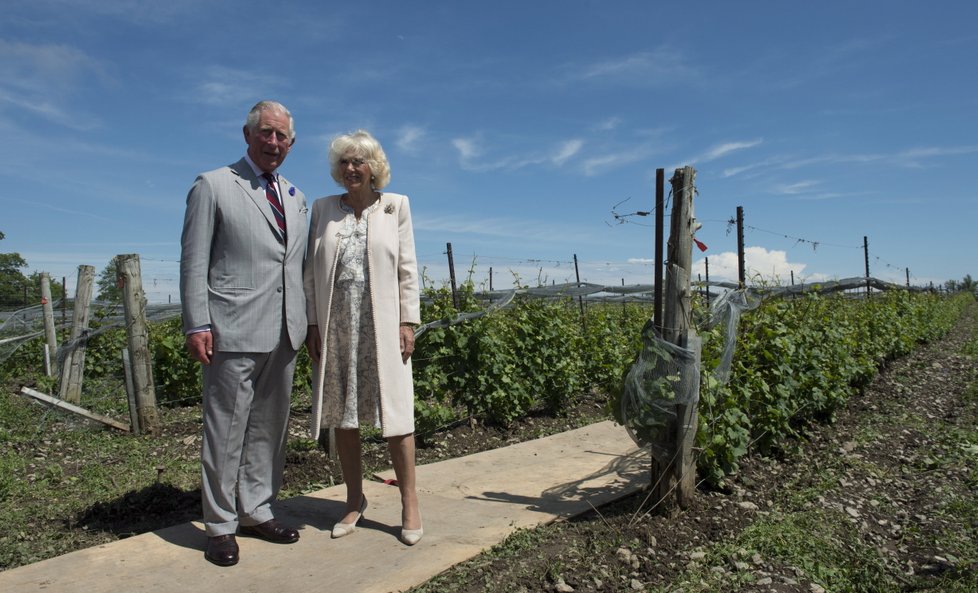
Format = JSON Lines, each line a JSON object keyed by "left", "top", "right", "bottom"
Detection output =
{"left": 304, "top": 193, "right": 421, "bottom": 438}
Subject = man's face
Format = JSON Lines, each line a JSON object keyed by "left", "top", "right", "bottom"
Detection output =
{"left": 244, "top": 109, "right": 293, "bottom": 173}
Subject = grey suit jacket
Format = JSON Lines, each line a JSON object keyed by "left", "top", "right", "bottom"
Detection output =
{"left": 180, "top": 158, "right": 308, "bottom": 352}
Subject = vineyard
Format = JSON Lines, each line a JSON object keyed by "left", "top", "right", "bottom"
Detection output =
{"left": 0, "top": 283, "right": 975, "bottom": 589}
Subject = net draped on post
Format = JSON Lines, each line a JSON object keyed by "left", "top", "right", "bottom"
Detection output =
{"left": 617, "top": 319, "right": 700, "bottom": 464}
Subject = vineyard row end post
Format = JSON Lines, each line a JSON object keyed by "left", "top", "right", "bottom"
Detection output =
{"left": 117, "top": 254, "right": 160, "bottom": 435}
{"left": 655, "top": 166, "right": 699, "bottom": 514}
{"left": 58, "top": 265, "right": 95, "bottom": 404}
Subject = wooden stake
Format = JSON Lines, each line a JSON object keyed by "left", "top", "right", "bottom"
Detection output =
{"left": 122, "top": 348, "right": 140, "bottom": 436}
{"left": 59, "top": 265, "right": 95, "bottom": 404}
{"left": 653, "top": 166, "right": 699, "bottom": 514}
{"left": 40, "top": 272, "right": 58, "bottom": 377}
{"left": 20, "top": 387, "right": 130, "bottom": 432}
{"left": 117, "top": 254, "right": 160, "bottom": 435}
{"left": 446, "top": 242, "right": 459, "bottom": 310}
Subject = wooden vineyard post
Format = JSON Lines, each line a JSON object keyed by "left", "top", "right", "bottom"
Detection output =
{"left": 446, "top": 242, "right": 459, "bottom": 310}
{"left": 736, "top": 206, "right": 746, "bottom": 289}
{"left": 117, "top": 254, "right": 160, "bottom": 435}
{"left": 40, "top": 272, "right": 58, "bottom": 377}
{"left": 654, "top": 166, "right": 699, "bottom": 514}
{"left": 59, "top": 265, "right": 95, "bottom": 404}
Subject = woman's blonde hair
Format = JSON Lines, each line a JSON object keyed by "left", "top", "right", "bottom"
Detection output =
{"left": 328, "top": 129, "right": 391, "bottom": 189}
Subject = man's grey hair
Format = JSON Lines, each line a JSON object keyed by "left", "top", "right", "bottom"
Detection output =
{"left": 244, "top": 101, "right": 295, "bottom": 140}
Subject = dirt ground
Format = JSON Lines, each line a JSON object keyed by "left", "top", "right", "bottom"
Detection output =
{"left": 6, "top": 304, "right": 977, "bottom": 592}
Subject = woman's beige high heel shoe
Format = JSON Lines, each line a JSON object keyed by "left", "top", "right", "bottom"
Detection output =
{"left": 400, "top": 508, "right": 423, "bottom": 545}
{"left": 400, "top": 526, "right": 424, "bottom": 545}
{"left": 331, "top": 496, "right": 367, "bottom": 539}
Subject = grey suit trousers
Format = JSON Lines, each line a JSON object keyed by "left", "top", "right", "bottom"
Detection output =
{"left": 200, "top": 330, "right": 297, "bottom": 537}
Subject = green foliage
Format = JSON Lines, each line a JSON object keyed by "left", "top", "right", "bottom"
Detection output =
{"left": 696, "top": 290, "right": 966, "bottom": 487}
{"left": 149, "top": 318, "right": 201, "bottom": 405}
{"left": 28, "top": 271, "right": 65, "bottom": 302}
{"left": 412, "top": 283, "right": 645, "bottom": 429}
{"left": 95, "top": 257, "right": 122, "bottom": 303}
{"left": 414, "top": 399, "right": 456, "bottom": 444}
{"left": 0, "top": 249, "right": 29, "bottom": 308}
{"left": 581, "top": 304, "right": 644, "bottom": 394}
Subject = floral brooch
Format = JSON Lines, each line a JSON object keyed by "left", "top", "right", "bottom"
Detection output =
{"left": 384, "top": 203, "right": 394, "bottom": 214}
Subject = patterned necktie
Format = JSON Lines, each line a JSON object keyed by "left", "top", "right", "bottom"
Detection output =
{"left": 262, "top": 173, "right": 287, "bottom": 240}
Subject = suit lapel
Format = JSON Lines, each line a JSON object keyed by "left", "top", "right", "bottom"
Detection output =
{"left": 230, "top": 159, "right": 284, "bottom": 244}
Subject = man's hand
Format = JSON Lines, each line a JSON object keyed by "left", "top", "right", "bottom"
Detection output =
{"left": 186, "top": 330, "right": 214, "bottom": 365}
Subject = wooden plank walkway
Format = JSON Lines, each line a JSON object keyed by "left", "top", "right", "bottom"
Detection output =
{"left": 0, "top": 421, "right": 649, "bottom": 593}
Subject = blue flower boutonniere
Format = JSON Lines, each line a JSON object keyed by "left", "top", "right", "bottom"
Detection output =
{"left": 289, "top": 186, "right": 296, "bottom": 196}
{"left": 384, "top": 203, "right": 394, "bottom": 214}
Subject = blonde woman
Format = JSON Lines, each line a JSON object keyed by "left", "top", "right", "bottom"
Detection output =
{"left": 303, "top": 130, "right": 423, "bottom": 545}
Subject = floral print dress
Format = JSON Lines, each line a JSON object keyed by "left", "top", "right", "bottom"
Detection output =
{"left": 322, "top": 198, "right": 382, "bottom": 430}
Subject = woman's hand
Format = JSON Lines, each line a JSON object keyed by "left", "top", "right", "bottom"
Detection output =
{"left": 399, "top": 324, "right": 415, "bottom": 363}
{"left": 306, "top": 325, "right": 322, "bottom": 364}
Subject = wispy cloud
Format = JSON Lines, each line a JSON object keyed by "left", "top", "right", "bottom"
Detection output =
{"left": 724, "top": 143, "right": 978, "bottom": 181}
{"left": 450, "top": 136, "right": 526, "bottom": 172}
{"left": 0, "top": 39, "right": 109, "bottom": 128}
{"left": 396, "top": 125, "right": 426, "bottom": 153}
{"left": 416, "top": 214, "right": 593, "bottom": 247}
{"left": 451, "top": 134, "right": 581, "bottom": 172}
{"left": 19, "top": 0, "right": 203, "bottom": 24}
{"left": 675, "top": 138, "right": 765, "bottom": 172}
{"left": 12, "top": 197, "right": 115, "bottom": 222}
{"left": 190, "top": 66, "right": 287, "bottom": 107}
{"left": 566, "top": 48, "right": 699, "bottom": 86}
{"left": 771, "top": 34, "right": 891, "bottom": 90}
{"left": 772, "top": 180, "right": 820, "bottom": 195}
{"left": 451, "top": 137, "right": 478, "bottom": 160}
{"left": 891, "top": 145, "right": 978, "bottom": 167}
{"left": 581, "top": 150, "right": 649, "bottom": 176}
{"left": 552, "top": 139, "right": 583, "bottom": 166}
{"left": 701, "top": 139, "right": 763, "bottom": 162}
{"left": 593, "top": 117, "right": 622, "bottom": 132}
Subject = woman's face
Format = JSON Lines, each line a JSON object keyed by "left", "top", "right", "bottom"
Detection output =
{"left": 339, "top": 153, "right": 372, "bottom": 192}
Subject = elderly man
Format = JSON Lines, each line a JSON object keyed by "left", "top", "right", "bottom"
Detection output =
{"left": 179, "top": 100, "right": 308, "bottom": 567}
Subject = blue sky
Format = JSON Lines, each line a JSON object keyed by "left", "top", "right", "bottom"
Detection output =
{"left": 2, "top": 1, "right": 976, "bottom": 303}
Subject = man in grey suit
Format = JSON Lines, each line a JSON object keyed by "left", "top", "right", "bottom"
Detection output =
{"left": 179, "top": 100, "right": 308, "bottom": 567}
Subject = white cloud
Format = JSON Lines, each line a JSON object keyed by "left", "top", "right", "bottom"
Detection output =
{"left": 892, "top": 145, "right": 978, "bottom": 167}
{"left": 23, "top": 0, "right": 202, "bottom": 24}
{"left": 581, "top": 151, "right": 647, "bottom": 176}
{"left": 450, "top": 135, "right": 551, "bottom": 172}
{"left": 552, "top": 139, "right": 583, "bottom": 166}
{"left": 0, "top": 39, "right": 107, "bottom": 94}
{"left": 190, "top": 66, "right": 287, "bottom": 107}
{"left": 701, "top": 139, "right": 763, "bottom": 162}
{"left": 693, "top": 246, "right": 808, "bottom": 284}
{"left": 569, "top": 49, "right": 698, "bottom": 86}
{"left": 397, "top": 125, "right": 426, "bottom": 153}
{"left": 452, "top": 137, "right": 480, "bottom": 161}
{"left": 772, "top": 180, "right": 820, "bottom": 195}
{"left": 416, "top": 214, "right": 593, "bottom": 245}
{"left": 0, "top": 39, "right": 109, "bottom": 128}
{"left": 593, "top": 117, "right": 622, "bottom": 131}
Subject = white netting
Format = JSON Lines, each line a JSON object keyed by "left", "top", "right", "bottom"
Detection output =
{"left": 619, "top": 320, "right": 700, "bottom": 463}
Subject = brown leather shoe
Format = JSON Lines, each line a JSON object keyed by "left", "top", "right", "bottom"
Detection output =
{"left": 205, "top": 534, "right": 239, "bottom": 567}
{"left": 239, "top": 519, "right": 300, "bottom": 544}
